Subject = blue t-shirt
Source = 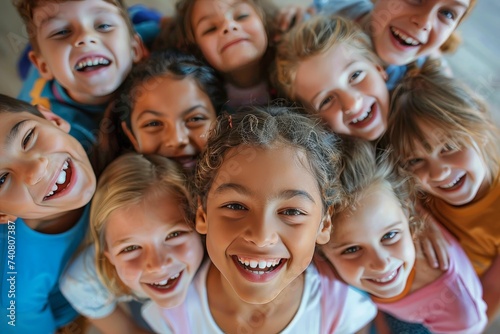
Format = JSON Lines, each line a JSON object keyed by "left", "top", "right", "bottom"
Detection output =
{"left": 0, "top": 205, "right": 89, "bottom": 334}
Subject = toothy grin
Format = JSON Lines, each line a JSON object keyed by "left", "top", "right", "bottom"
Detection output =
{"left": 371, "top": 269, "right": 398, "bottom": 283}
{"left": 74, "top": 57, "right": 111, "bottom": 71}
{"left": 45, "top": 160, "right": 70, "bottom": 198}
{"left": 439, "top": 174, "right": 465, "bottom": 189}
{"left": 351, "top": 107, "right": 372, "bottom": 124}
{"left": 390, "top": 27, "right": 420, "bottom": 46}
{"left": 148, "top": 272, "right": 181, "bottom": 288}
{"left": 237, "top": 257, "right": 282, "bottom": 274}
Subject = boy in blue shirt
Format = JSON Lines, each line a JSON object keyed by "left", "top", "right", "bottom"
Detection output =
{"left": 0, "top": 94, "right": 96, "bottom": 333}
{"left": 13, "top": 0, "right": 149, "bottom": 151}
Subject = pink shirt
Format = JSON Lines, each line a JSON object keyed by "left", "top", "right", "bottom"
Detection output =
{"left": 375, "top": 227, "right": 487, "bottom": 334}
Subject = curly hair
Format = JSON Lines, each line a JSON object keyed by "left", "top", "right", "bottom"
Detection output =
{"left": 195, "top": 105, "right": 343, "bottom": 213}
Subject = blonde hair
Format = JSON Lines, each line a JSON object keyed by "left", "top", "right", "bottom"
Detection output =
{"left": 334, "top": 138, "right": 423, "bottom": 235}
{"left": 91, "top": 153, "right": 193, "bottom": 296}
{"left": 382, "top": 59, "right": 500, "bottom": 184}
{"left": 275, "top": 14, "right": 381, "bottom": 100}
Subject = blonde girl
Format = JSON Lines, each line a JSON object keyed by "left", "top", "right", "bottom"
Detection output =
{"left": 320, "top": 138, "right": 486, "bottom": 333}
{"left": 275, "top": 15, "right": 390, "bottom": 141}
{"left": 166, "top": 0, "right": 278, "bottom": 108}
{"left": 382, "top": 59, "right": 500, "bottom": 322}
{"left": 142, "top": 106, "right": 377, "bottom": 333}
{"left": 61, "top": 153, "right": 204, "bottom": 334}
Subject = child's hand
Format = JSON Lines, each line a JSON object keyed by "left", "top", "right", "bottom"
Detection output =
{"left": 418, "top": 208, "right": 450, "bottom": 271}
{"left": 274, "top": 5, "right": 315, "bottom": 42}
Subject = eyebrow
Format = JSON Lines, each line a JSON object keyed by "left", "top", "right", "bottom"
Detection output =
{"left": 213, "top": 183, "right": 316, "bottom": 203}
{"left": 329, "top": 221, "right": 404, "bottom": 249}
{"left": 136, "top": 105, "right": 207, "bottom": 121}
{"left": 5, "top": 120, "right": 28, "bottom": 148}
{"left": 311, "top": 60, "right": 358, "bottom": 103}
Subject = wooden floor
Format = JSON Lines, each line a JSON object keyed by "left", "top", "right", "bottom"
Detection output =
{"left": 0, "top": 0, "right": 498, "bottom": 333}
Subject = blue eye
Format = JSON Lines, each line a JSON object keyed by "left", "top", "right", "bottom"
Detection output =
{"left": 97, "top": 23, "right": 112, "bottom": 31}
{"left": 382, "top": 231, "right": 397, "bottom": 241}
{"left": 440, "top": 9, "right": 455, "bottom": 20}
{"left": 0, "top": 173, "right": 8, "bottom": 188}
{"left": 350, "top": 70, "right": 362, "bottom": 82}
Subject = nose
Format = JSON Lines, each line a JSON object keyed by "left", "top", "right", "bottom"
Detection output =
{"left": 164, "top": 124, "right": 189, "bottom": 148}
{"left": 242, "top": 214, "right": 279, "bottom": 247}
{"left": 145, "top": 246, "right": 171, "bottom": 273}
{"left": 428, "top": 161, "right": 451, "bottom": 182}
{"left": 23, "top": 156, "right": 48, "bottom": 185}
{"left": 223, "top": 18, "right": 239, "bottom": 34}
{"left": 410, "top": 10, "right": 432, "bottom": 31}
{"left": 368, "top": 248, "right": 390, "bottom": 272}
{"left": 338, "top": 89, "right": 362, "bottom": 115}
{"left": 74, "top": 28, "right": 98, "bottom": 47}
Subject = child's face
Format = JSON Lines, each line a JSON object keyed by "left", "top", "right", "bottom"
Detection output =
{"left": 196, "top": 145, "right": 331, "bottom": 304}
{"left": 104, "top": 191, "right": 204, "bottom": 308}
{"left": 191, "top": 0, "right": 268, "bottom": 74}
{"left": 30, "top": 0, "right": 142, "bottom": 105}
{"left": 294, "top": 44, "right": 389, "bottom": 141}
{"left": 122, "top": 76, "right": 217, "bottom": 170}
{"left": 403, "top": 122, "right": 489, "bottom": 206}
{"left": 370, "top": 0, "right": 470, "bottom": 65}
{"left": 0, "top": 111, "right": 96, "bottom": 219}
{"left": 321, "top": 185, "right": 415, "bottom": 299}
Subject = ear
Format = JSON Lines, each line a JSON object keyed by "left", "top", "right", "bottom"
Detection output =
{"left": 121, "top": 121, "right": 140, "bottom": 151}
{"left": 0, "top": 213, "right": 17, "bottom": 224}
{"left": 376, "top": 64, "right": 388, "bottom": 81}
{"left": 316, "top": 206, "right": 333, "bottom": 245}
{"left": 131, "top": 34, "right": 146, "bottom": 63}
{"left": 28, "top": 50, "right": 54, "bottom": 80}
{"left": 37, "top": 105, "right": 71, "bottom": 133}
{"left": 104, "top": 250, "right": 115, "bottom": 266}
{"left": 195, "top": 198, "right": 208, "bottom": 235}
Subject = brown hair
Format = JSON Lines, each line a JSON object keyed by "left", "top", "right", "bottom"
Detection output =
{"left": 196, "top": 105, "right": 343, "bottom": 213}
{"left": 13, "top": 0, "right": 135, "bottom": 53}
{"left": 381, "top": 58, "right": 500, "bottom": 184}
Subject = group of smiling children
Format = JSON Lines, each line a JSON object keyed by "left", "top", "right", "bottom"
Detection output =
{"left": 0, "top": 0, "right": 497, "bottom": 333}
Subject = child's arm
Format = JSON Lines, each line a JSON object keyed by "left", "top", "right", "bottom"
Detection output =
{"left": 481, "top": 251, "right": 500, "bottom": 322}
{"left": 89, "top": 307, "right": 153, "bottom": 334}
{"left": 416, "top": 204, "right": 450, "bottom": 270}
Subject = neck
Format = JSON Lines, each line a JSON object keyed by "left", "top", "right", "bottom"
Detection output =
{"left": 68, "top": 90, "right": 111, "bottom": 106}
{"left": 23, "top": 207, "right": 84, "bottom": 234}
{"left": 225, "top": 61, "right": 263, "bottom": 88}
{"left": 206, "top": 263, "right": 304, "bottom": 333}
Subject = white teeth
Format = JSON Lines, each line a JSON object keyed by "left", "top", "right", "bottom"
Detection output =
{"left": 63, "top": 161, "right": 69, "bottom": 170}
{"left": 56, "top": 170, "right": 67, "bottom": 185}
{"left": 75, "top": 57, "right": 110, "bottom": 70}
{"left": 170, "top": 273, "right": 180, "bottom": 280}
{"left": 249, "top": 260, "right": 258, "bottom": 268}
{"left": 351, "top": 109, "right": 371, "bottom": 124}
{"left": 391, "top": 27, "right": 420, "bottom": 46}
{"left": 372, "top": 269, "right": 397, "bottom": 283}
{"left": 51, "top": 184, "right": 58, "bottom": 191}
{"left": 440, "top": 175, "right": 463, "bottom": 189}
{"left": 258, "top": 260, "right": 267, "bottom": 269}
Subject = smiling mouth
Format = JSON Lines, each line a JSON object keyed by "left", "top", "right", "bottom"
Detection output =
{"left": 370, "top": 268, "right": 399, "bottom": 283}
{"left": 390, "top": 27, "right": 421, "bottom": 47}
{"left": 74, "top": 56, "right": 111, "bottom": 72}
{"left": 146, "top": 271, "right": 182, "bottom": 290}
{"left": 44, "top": 159, "right": 72, "bottom": 200}
{"left": 438, "top": 173, "right": 466, "bottom": 190}
{"left": 350, "top": 104, "right": 374, "bottom": 126}
{"left": 236, "top": 256, "right": 284, "bottom": 275}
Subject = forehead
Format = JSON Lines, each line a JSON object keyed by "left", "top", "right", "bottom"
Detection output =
{"left": 211, "top": 145, "right": 320, "bottom": 196}
{"left": 33, "top": 0, "right": 122, "bottom": 28}
{"left": 192, "top": 0, "right": 254, "bottom": 18}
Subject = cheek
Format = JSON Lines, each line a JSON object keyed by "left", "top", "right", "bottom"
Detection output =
{"left": 114, "top": 259, "right": 141, "bottom": 283}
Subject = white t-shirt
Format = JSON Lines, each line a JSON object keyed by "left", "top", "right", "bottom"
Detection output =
{"left": 143, "top": 259, "right": 376, "bottom": 333}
